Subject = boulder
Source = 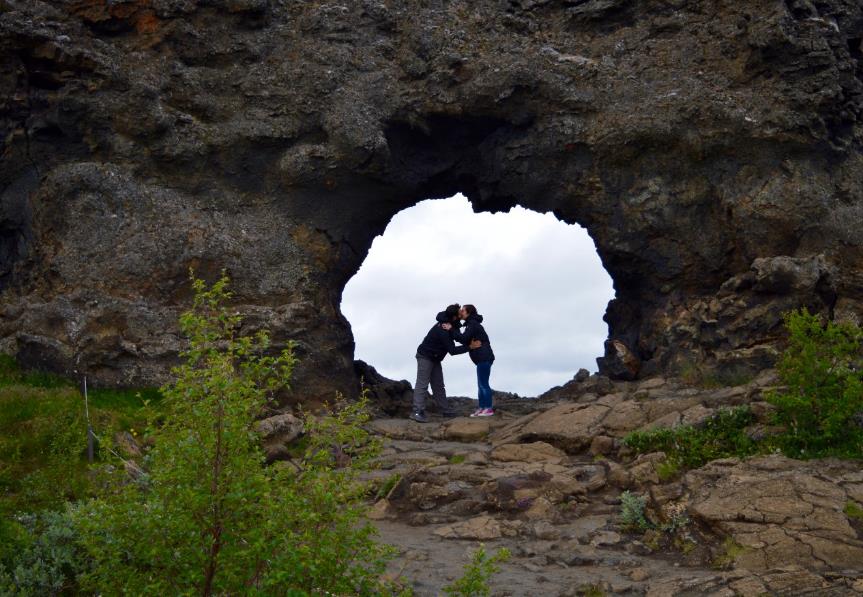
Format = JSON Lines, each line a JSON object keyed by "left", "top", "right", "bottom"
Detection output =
{"left": 256, "top": 413, "right": 304, "bottom": 462}
{"left": 513, "top": 403, "right": 610, "bottom": 452}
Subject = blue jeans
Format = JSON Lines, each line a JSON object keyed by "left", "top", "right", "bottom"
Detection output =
{"left": 476, "top": 361, "right": 493, "bottom": 409}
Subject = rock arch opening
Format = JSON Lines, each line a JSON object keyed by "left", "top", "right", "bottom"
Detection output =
{"left": 341, "top": 194, "right": 615, "bottom": 398}
{"left": 1, "top": 0, "right": 854, "bottom": 403}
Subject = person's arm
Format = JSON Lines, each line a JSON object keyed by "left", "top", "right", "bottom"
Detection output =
{"left": 452, "top": 322, "right": 483, "bottom": 349}
{"left": 450, "top": 323, "right": 470, "bottom": 343}
{"left": 443, "top": 329, "right": 469, "bottom": 355}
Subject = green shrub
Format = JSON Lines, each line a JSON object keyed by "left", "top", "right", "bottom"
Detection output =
{"left": 0, "top": 509, "right": 87, "bottom": 596}
{"left": 73, "top": 273, "right": 398, "bottom": 596}
{"left": 656, "top": 458, "right": 680, "bottom": 481}
{"left": 619, "top": 490, "right": 651, "bottom": 532}
{"left": 766, "top": 309, "right": 863, "bottom": 459}
{"left": 442, "top": 545, "right": 510, "bottom": 597}
{"left": 577, "top": 585, "right": 606, "bottom": 597}
{"left": 623, "top": 407, "right": 757, "bottom": 471}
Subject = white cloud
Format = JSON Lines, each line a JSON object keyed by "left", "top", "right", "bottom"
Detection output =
{"left": 341, "top": 194, "right": 614, "bottom": 398}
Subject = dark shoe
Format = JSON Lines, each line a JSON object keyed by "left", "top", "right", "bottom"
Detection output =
{"left": 410, "top": 411, "right": 428, "bottom": 423}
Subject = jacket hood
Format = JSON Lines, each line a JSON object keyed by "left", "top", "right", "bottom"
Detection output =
{"left": 435, "top": 311, "right": 450, "bottom": 323}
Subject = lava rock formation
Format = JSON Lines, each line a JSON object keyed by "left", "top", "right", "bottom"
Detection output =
{"left": 1, "top": 0, "right": 862, "bottom": 399}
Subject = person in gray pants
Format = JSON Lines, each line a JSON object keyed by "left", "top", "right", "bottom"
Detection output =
{"left": 411, "top": 304, "right": 476, "bottom": 422}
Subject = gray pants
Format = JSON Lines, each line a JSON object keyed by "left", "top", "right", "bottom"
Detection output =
{"left": 413, "top": 356, "right": 450, "bottom": 414}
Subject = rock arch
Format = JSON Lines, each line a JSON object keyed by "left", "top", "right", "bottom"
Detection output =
{"left": 0, "top": 1, "right": 861, "bottom": 400}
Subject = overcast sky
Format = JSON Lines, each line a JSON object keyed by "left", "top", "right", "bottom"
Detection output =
{"left": 341, "top": 194, "right": 615, "bottom": 398}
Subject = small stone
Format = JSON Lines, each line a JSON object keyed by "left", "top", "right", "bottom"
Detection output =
{"left": 574, "top": 368, "right": 590, "bottom": 382}
{"left": 650, "top": 482, "right": 683, "bottom": 505}
{"left": 606, "top": 460, "right": 632, "bottom": 489}
{"left": 366, "top": 499, "right": 392, "bottom": 520}
{"left": 628, "top": 452, "right": 665, "bottom": 485}
{"left": 114, "top": 430, "right": 142, "bottom": 458}
{"left": 624, "top": 540, "right": 653, "bottom": 556}
{"left": 629, "top": 567, "right": 651, "bottom": 582}
{"left": 532, "top": 520, "right": 561, "bottom": 540}
{"left": 524, "top": 497, "right": 560, "bottom": 522}
{"left": 589, "top": 435, "right": 615, "bottom": 456}
{"left": 589, "top": 530, "right": 621, "bottom": 546}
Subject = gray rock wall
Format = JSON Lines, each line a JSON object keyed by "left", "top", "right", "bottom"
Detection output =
{"left": 1, "top": 0, "right": 862, "bottom": 399}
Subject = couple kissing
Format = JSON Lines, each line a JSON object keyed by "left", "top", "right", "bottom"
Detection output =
{"left": 411, "top": 303, "right": 495, "bottom": 423}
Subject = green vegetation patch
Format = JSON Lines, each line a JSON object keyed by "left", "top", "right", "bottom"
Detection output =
{"left": 623, "top": 407, "right": 758, "bottom": 471}
{"left": 765, "top": 308, "right": 863, "bottom": 459}
{"left": 0, "top": 356, "right": 159, "bottom": 512}
{"left": 619, "top": 490, "right": 652, "bottom": 532}
{"left": 845, "top": 501, "right": 863, "bottom": 521}
{"left": 443, "top": 545, "right": 510, "bottom": 597}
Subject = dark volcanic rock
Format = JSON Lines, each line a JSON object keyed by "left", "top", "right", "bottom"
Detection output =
{"left": 355, "top": 359, "right": 412, "bottom": 416}
{"left": 1, "top": 0, "right": 862, "bottom": 398}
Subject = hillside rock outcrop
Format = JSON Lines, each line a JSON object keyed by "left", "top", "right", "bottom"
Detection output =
{"left": 1, "top": 0, "right": 862, "bottom": 397}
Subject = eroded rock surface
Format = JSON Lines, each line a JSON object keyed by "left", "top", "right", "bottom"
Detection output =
{"left": 686, "top": 455, "right": 863, "bottom": 572}
{"left": 2, "top": 1, "right": 863, "bottom": 395}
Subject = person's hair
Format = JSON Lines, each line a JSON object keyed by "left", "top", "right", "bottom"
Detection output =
{"left": 445, "top": 303, "right": 461, "bottom": 320}
{"left": 462, "top": 304, "right": 477, "bottom": 317}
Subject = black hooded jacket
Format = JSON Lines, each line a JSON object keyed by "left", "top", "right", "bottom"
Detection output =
{"left": 453, "top": 313, "right": 495, "bottom": 364}
{"left": 416, "top": 311, "right": 470, "bottom": 362}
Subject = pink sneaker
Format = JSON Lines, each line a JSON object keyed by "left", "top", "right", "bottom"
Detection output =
{"left": 469, "top": 408, "right": 484, "bottom": 418}
{"left": 475, "top": 408, "right": 495, "bottom": 417}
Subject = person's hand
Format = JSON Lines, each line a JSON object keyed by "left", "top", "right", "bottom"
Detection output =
{"left": 470, "top": 340, "right": 482, "bottom": 349}
{"left": 441, "top": 323, "right": 452, "bottom": 331}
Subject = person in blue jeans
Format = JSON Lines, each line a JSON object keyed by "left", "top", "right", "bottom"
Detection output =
{"left": 448, "top": 304, "right": 496, "bottom": 417}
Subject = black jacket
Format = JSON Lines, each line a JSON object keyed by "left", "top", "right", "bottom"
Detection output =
{"left": 416, "top": 311, "right": 470, "bottom": 362}
{"left": 453, "top": 313, "right": 495, "bottom": 364}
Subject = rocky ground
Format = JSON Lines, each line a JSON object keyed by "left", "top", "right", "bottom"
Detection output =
{"left": 346, "top": 373, "right": 863, "bottom": 596}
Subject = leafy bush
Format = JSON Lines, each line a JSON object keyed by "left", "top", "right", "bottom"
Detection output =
{"left": 619, "top": 490, "right": 651, "bottom": 532}
{"left": 0, "top": 509, "right": 87, "bottom": 596}
{"left": 74, "top": 273, "right": 398, "bottom": 596}
{"left": 623, "top": 407, "right": 757, "bottom": 470}
{"left": 766, "top": 308, "right": 863, "bottom": 459}
{"left": 442, "top": 545, "right": 510, "bottom": 597}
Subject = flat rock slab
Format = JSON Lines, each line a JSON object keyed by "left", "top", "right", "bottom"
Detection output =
{"left": 441, "top": 418, "right": 495, "bottom": 442}
{"left": 433, "top": 515, "right": 506, "bottom": 540}
{"left": 490, "top": 441, "right": 568, "bottom": 464}
{"left": 367, "top": 418, "right": 440, "bottom": 441}
{"left": 686, "top": 455, "right": 863, "bottom": 572}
